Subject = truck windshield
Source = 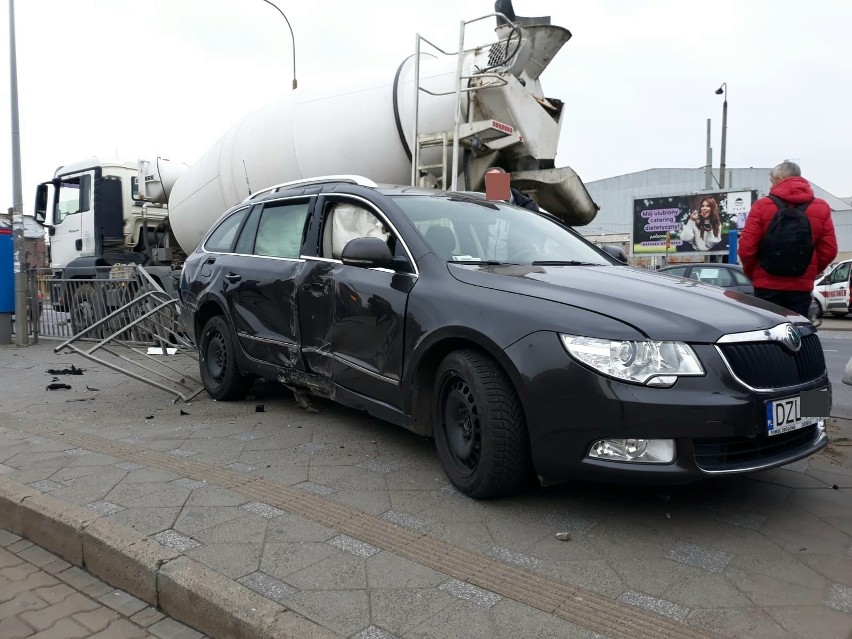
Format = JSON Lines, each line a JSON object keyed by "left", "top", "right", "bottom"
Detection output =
{"left": 389, "top": 195, "right": 612, "bottom": 266}
{"left": 55, "top": 175, "right": 91, "bottom": 222}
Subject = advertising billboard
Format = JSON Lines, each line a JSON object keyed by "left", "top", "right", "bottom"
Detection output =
{"left": 632, "top": 190, "right": 758, "bottom": 255}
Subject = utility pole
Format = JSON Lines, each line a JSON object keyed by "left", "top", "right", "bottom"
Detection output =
{"left": 704, "top": 118, "right": 712, "bottom": 190}
{"left": 8, "top": 0, "right": 27, "bottom": 345}
{"left": 715, "top": 83, "right": 728, "bottom": 189}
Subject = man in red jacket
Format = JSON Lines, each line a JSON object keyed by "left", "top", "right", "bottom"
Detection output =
{"left": 738, "top": 161, "right": 837, "bottom": 317}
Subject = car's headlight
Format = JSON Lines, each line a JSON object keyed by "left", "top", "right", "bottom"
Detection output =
{"left": 560, "top": 334, "right": 704, "bottom": 387}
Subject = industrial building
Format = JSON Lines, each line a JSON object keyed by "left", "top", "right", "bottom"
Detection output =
{"left": 579, "top": 167, "right": 852, "bottom": 267}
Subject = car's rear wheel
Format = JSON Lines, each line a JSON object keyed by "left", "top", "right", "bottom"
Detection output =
{"left": 433, "top": 349, "right": 530, "bottom": 498}
{"left": 199, "top": 315, "right": 253, "bottom": 400}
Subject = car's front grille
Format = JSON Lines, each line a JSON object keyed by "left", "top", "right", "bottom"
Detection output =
{"left": 717, "top": 333, "right": 825, "bottom": 389}
{"left": 693, "top": 424, "right": 820, "bottom": 472}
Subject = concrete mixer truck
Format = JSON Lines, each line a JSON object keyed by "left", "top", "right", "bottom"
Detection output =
{"left": 33, "top": 1, "right": 597, "bottom": 311}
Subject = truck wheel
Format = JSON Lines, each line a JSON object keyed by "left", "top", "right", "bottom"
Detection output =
{"left": 433, "top": 350, "right": 530, "bottom": 498}
{"left": 70, "top": 283, "right": 103, "bottom": 336}
{"left": 199, "top": 315, "right": 253, "bottom": 400}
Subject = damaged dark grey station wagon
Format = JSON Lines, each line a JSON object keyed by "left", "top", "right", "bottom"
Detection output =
{"left": 179, "top": 176, "right": 829, "bottom": 498}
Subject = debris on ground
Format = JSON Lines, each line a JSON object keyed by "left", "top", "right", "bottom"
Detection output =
{"left": 46, "top": 383, "right": 72, "bottom": 391}
{"left": 293, "top": 388, "right": 318, "bottom": 413}
{"left": 46, "top": 365, "right": 85, "bottom": 375}
{"left": 179, "top": 409, "right": 190, "bottom": 416}
{"left": 555, "top": 532, "right": 571, "bottom": 541}
{"left": 86, "top": 385, "right": 100, "bottom": 391}
{"left": 256, "top": 405, "right": 265, "bottom": 413}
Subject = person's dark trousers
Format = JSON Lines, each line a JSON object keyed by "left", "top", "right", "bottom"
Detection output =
{"left": 754, "top": 288, "right": 812, "bottom": 317}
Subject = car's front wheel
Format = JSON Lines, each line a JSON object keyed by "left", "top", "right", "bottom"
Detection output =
{"left": 433, "top": 349, "right": 530, "bottom": 498}
{"left": 199, "top": 315, "right": 254, "bottom": 400}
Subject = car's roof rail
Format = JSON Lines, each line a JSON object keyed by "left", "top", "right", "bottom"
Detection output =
{"left": 243, "top": 175, "right": 378, "bottom": 202}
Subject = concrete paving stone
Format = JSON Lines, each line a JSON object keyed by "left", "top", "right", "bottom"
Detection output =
{"left": 537, "top": 559, "right": 626, "bottom": 599}
{"left": 382, "top": 510, "right": 429, "bottom": 531}
{"left": 662, "top": 571, "right": 753, "bottom": 609}
{"left": 751, "top": 467, "right": 831, "bottom": 489}
{"left": 685, "top": 607, "right": 795, "bottom": 639}
{"left": 666, "top": 542, "right": 732, "bottom": 573}
{"left": 787, "top": 484, "right": 852, "bottom": 515}
{"left": 7, "top": 540, "right": 34, "bottom": 554}
{"left": 55, "top": 566, "right": 115, "bottom": 599}
{"left": 19, "top": 592, "right": 101, "bottom": 630}
{"left": 28, "top": 480, "right": 63, "bottom": 493}
{"left": 523, "top": 534, "right": 605, "bottom": 565}
{"left": 712, "top": 510, "right": 767, "bottom": 531}
{"left": 438, "top": 579, "right": 501, "bottom": 608}
{"left": 86, "top": 501, "right": 126, "bottom": 516}
{"left": 365, "top": 552, "right": 447, "bottom": 590}
{"left": 760, "top": 516, "right": 852, "bottom": 554}
{"left": 0, "top": 530, "right": 22, "bottom": 547}
{"left": 25, "top": 616, "right": 91, "bottom": 638}
{"left": 807, "top": 467, "right": 852, "bottom": 488}
{"left": 411, "top": 494, "right": 487, "bottom": 526}
{"left": 262, "top": 513, "right": 336, "bottom": 544}
{"left": 308, "top": 465, "right": 391, "bottom": 491}
{"left": 123, "top": 486, "right": 192, "bottom": 509}
{"left": 287, "top": 551, "right": 368, "bottom": 591}
{"left": 31, "top": 582, "right": 75, "bottom": 604}
{"left": 0, "top": 547, "right": 23, "bottom": 568}
{"left": 173, "top": 506, "right": 248, "bottom": 538}
{"left": 486, "top": 546, "right": 540, "bottom": 569}
{"left": 259, "top": 542, "right": 338, "bottom": 581}
{"left": 108, "top": 507, "right": 183, "bottom": 537}
{"left": 3, "top": 469, "right": 59, "bottom": 485}
{"left": 823, "top": 516, "right": 852, "bottom": 537}
{"left": 171, "top": 478, "right": 207, "bottom": 491}
{"left": 148, "top": 617, "right": 205, "bottom": 639}
{"left": 725, "top": 567, "right": 828, "bottom": 607}
{"left": 765, "top": 605, "right": 852, "bottom": 639}
{"left": 166, "top": 449, "right": 198, "bottom": 458}
{"left": 351, "top": 625, "right": 400, "bottom": 639}
{"left": 8, "top": 452, "right": 72, "bottom": 470}
{"left": 183, "top": 488, "right": 247, "bottom": 509}
{"left": 0, "top": 591, "right": 48, "bottom": 619}
{"left": 583, "top": 519, "right": 681, "bottom": 561}
{"left": 130, "top": 606, "right": 165, "bottom": 628}
{"left": 185, "top": 542, "right": 261, "bottom": 580}
{"left": 726, "top": 553, "right": 829, "bottom": 591}
{"left": 153, "top": 530, "right": 201, "bottom": 553}
{"left": 240, "top": 501, "right": 284, "bottom": 520}
{"left": 617, "top": 590, "right": 689, "bottom": 622}
{"left": 825, "top": 583, "right": 852, "bottom": 613}
{"left": 328, "top": 534, "right": 381, "bottom": 559}
{"left": 423, "top": 522, "right": 496, "bottom": 556}
{"left": 72, "top": 606, "right": 123, "bottom": 632}
{"left": 357, "top": 457, "right": 409, "bottom": 474}
{"left": 190, "top": 514, "right": 270, "bottom": 546}
{"left": 295, "top": 481, "right": 337, "bottom": 496}
{"left": 98, "top": 589, "right": 149, "bottom": 617}
{"left": 115, "top": 462, "right": 147, "bottom": 471}
{"left": 223, "top": 462, "right": 257, "bottom": 473}
{"left": 229, "top": 431, "right": 271, "bottom": 442}
{"left": 492, "top": 597, "right": 595, "bottom": 639}
{"left": 104, "top": 482, "right": 173, "bottom": 504}
{"left": 88, "top": 618, "right": 152, "bottom": 638}
{"left": 285, "top": 589, "right": 370, "bottom": 637}
{"left": 120, "top": 468, "right": 182, "bottom": 485}
{"left": 16, "top": 545, "right": 62, "bottom": 570}
{"left": 326, "top": 489, "right": 393, "bottom": 516}
{"left": 0, "top": 615, "right": 35, "bottom": 639}
{"left": 400, "top": 598, "right": 505, "bottom": 639}
{"left": 0, "top": 464, "right": 17, "bottom": 475}
{"left": 369, "top": 589, "right": 456, "bottom": 636}
{"left": 236, "top": 571, "right": 293, "bottom": 604}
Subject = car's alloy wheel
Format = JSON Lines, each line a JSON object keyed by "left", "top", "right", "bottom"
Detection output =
{"left": 199, "top": 315, "right": 253, "bottom": 401}
{"left": 434, "top": 349, "right": 530, "bottom": 498}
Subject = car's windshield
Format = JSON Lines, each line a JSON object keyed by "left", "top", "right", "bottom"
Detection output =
{"left": 390, "top": 195, "right": 612, "bottom": 266}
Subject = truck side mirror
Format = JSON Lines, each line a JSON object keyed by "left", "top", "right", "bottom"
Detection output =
{"left": 34, "top": 184, "right": 49, "bottom": 224}
{"left": 341, "top": 237, "right": 394, "bottom": 269}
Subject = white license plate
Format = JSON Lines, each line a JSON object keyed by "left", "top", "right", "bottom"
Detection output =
{"left": 766, "top": 396, "right": 819, "bottom": 436}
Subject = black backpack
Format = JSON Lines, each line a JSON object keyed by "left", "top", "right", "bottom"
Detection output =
{"left": 758, "top": 195, "right": 814, "bottom": 277}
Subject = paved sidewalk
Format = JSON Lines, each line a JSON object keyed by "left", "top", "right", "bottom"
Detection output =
{"left": 0, "top": 341, "right": 850, "bottom": 639}
{"left": 0, "top": 528, "right": 205, "bottom": 639}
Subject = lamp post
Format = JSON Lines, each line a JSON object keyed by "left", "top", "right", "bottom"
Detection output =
{"left": 260, "top": 0, "right": 297, "bottom": 90}
{"left": 715, "top": 82, "right": 727, "bottom": 189}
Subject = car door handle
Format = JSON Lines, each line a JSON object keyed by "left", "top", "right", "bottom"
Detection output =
{"left": 224, "top": 273, "right": 242, "bottom": 283}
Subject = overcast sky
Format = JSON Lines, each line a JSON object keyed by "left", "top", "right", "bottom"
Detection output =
{"left": 1, "top": 0, "right": 850, "bottom": 217}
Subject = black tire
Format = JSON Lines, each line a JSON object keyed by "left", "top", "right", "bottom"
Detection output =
{"left": 70, "top": 283, "right": 103, "bottom": 336}
{"left": 199, "top": 315, "right": 254, "bottom": 401}
{"left": 433, "top": 349, "right": 530, "bottom": 498}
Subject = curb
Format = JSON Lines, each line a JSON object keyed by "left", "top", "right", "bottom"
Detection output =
{"left": 0, "top": 477, "right": 338, "bottom": 639}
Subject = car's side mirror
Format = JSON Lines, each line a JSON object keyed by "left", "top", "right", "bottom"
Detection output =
{"left": 601, "top": 244, "right": 628, "bottom": 263}
{"left": 341, "top": 236, "right": 394, "bottom": 269}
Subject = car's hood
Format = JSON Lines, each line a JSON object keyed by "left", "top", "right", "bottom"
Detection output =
{"left": 448, "top": 263, "right": 797, "bottom": 342}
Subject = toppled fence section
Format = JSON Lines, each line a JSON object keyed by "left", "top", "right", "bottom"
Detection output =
{"left": 51, "top": 266, "right": 203, "bottom": 403}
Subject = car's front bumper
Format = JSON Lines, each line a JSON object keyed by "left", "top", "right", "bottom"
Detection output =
{"left": 504, "top": 332, "right": 830, "bottom": 484}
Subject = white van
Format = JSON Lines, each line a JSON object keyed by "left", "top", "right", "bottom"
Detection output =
{"left": 813, "top": 259, "right": 852, "bottom": 317}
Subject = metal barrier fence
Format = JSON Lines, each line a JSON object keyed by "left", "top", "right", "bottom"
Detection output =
{"left": 20, "top": 266, "right": 204, "bottom": 403}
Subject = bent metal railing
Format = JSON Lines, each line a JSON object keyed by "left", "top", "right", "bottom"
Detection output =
{"left": 47, "top": 266, "right": 204, "bottom": 403}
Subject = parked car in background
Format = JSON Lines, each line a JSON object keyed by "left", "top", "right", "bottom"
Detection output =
{"left": 180, "top": 176, "right": 829, "bottom": 498}
{"left": 812, "top": 258, "right": 852, "bottom": 318}
{"left": 657, "top": 263, "right": 753, "bottom": 295}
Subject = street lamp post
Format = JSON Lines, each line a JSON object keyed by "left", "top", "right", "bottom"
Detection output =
{"left": 260, "top": 0, "right": 297, "bottom": 90}
{"left": 715, "top": 82, "right": 727, "bottom": 189}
